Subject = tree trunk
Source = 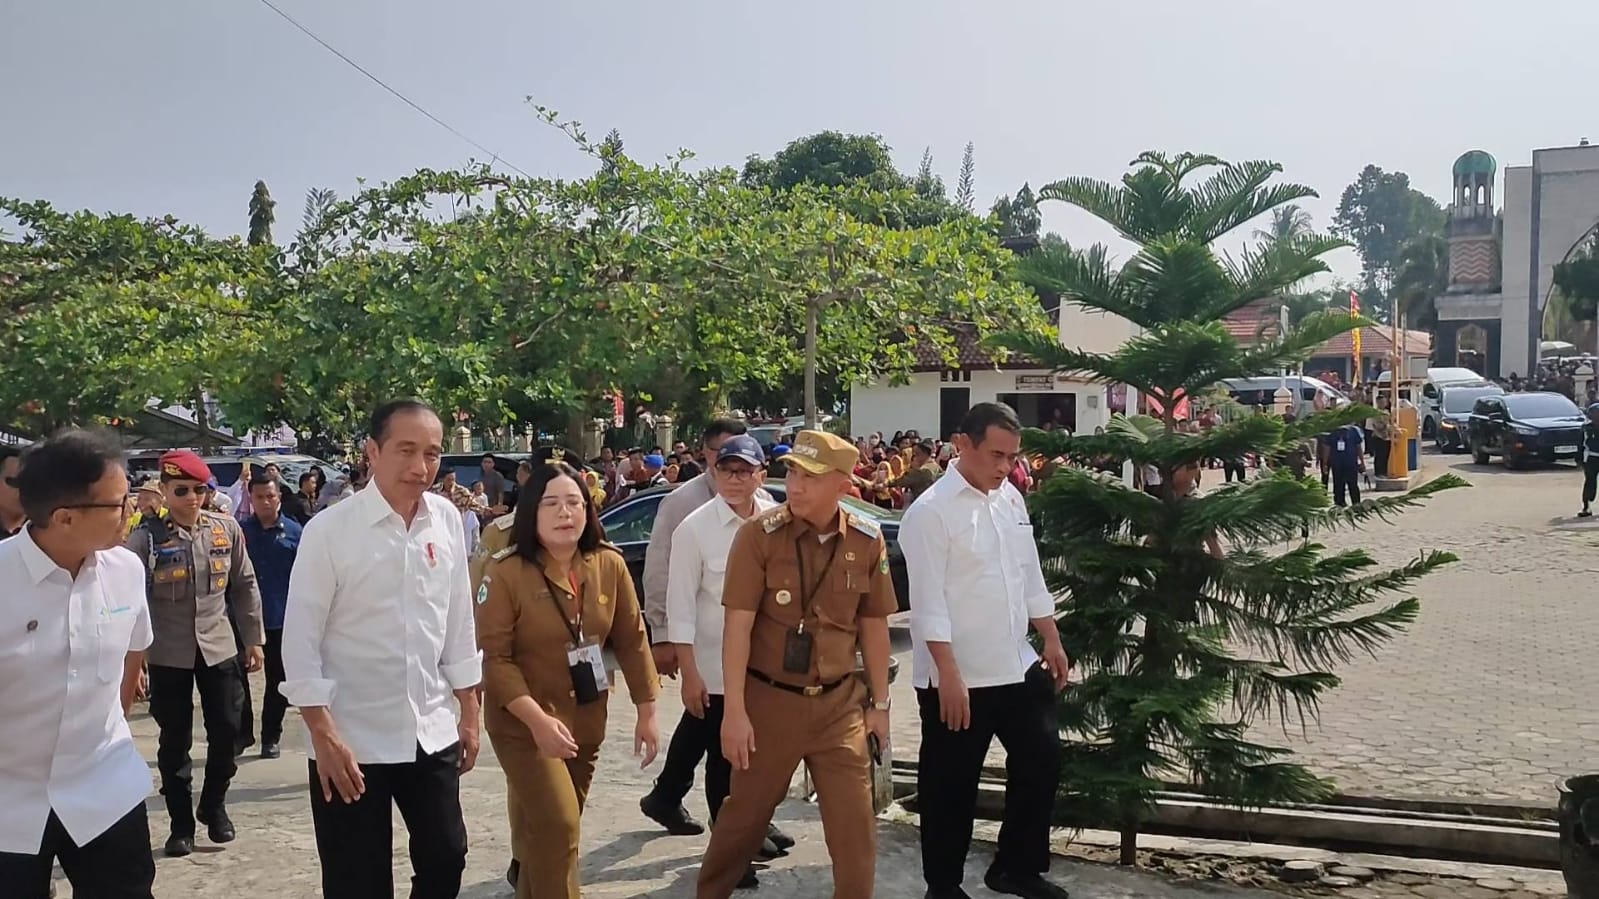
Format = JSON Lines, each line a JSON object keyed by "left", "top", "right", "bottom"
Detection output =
{"left": 804, "top": 299, "right": 819, "bottom": 430}
{"left": 1118, "top": 819, "right": 1139, "bottom": 865}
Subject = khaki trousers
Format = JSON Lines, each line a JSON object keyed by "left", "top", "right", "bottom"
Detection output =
{"left": 697, "top": 677, "right": 875, "bottom": 899}
{"left": 491, "top": 729, "right": 601, "bottom": 899}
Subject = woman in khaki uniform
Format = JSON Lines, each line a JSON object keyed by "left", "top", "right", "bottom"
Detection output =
{"left": 477, "top": 461, "right": 661, "bottom": 899}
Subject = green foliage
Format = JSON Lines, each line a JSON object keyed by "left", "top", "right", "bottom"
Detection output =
{"left": 741, "top": 130, "right": 905, "bottom": 193}
{"left": 994, "top": 152, "right": 1462, "bottom": 863}
{"left": 247, "top": 180, "right": 276, "bottom": 247}
{"left": 1554, "top": 243, "right": 1599, "bottom": 322}
{"left": 1392, "top": 234, "right": 1450, "bottom": 329}
{"left": 1332, "top": 164, "right": 1446, "bottom": 321}
{"left": 991, "top": 183, "right": 1040, "bottom": 238}
{"left": 955, "top": 142, "right": 976, "bottom": 212}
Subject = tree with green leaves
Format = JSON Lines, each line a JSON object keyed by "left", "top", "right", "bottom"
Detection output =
{"left": 0, "top": 199, "right": 268, "bottom": 439}
{"left": 1332, "top": 165, "right": 1446, "bottom": 322}
{"left": 1252, "top": 203, "right": 1313, "bottom": 244}
{"left": 741, "top": 130, "right": 904, "bottom": 192}
{"left": 997, "top": 151, "right": 1463, "bottom": 864}
{"left": 955, "top": 142, "right": 976, "bottom": 212}
{"left": 1391, "top": 234, "right": 1450, "bottom": 330}
{"left": 991, "top": 183, "right": 1040, "bottom": 238}
{"left": 248, "top": 180, "right": 275, "bottom": 246}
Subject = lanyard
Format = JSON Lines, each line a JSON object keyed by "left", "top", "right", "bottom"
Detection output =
{"left": 793, "top": 533, "right": 840, "bottom": 633}
{"left": 541, "top": 572, "right": 584, "bottom": 646}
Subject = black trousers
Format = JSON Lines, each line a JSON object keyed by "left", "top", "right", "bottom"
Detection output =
{"left": 147, "top": 652, "right": 243, "bottom": 830}
{"left": 1368, "top": 436, "right": 1390, "bottom": 476}
{"left": 0, "top": 804, "right": 155, "bottom": 899}
{"left": 308, "top": 742, "right": 467, "bottom": 899}
{"left": 1331, "top": 465, "right": 1362, "bottom": 507}
{"left": 916, "top": 662, "right": 1061, "bottom": 890}
{"left": 261, "top": 628, "right": 288, "bottom": 745}
{"left": 1584, "top": 457, "right": 1599, "bottom": 506}
{"left": 1222, "top": 460, "right": 1247, "bottom": 483}
{"left": 651, "top": 697, "right": 734, "bottom": 817}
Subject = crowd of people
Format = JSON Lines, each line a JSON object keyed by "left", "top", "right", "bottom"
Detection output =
{"left": 0, "top": 400, "right": 1077, "bottom": 899}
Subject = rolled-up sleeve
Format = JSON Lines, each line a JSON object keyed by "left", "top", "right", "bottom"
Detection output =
{"left": 665, "top": 517, "right": 703, "bottom": 646}
{"left": 900, "top": 500, "right": 953, "bottom": 644}
{"left": 280, "top": 517, "right": 338, "bottom": 707}
{"left": 439, "top": 507, "right": 483, "bottom": 691}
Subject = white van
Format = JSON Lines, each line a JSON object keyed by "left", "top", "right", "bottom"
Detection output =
{"left": 1408, "top": 367, "right": 1492, "bottom": 437}
{"left": 1218, "top": 376, "right": 1347, "bottom": 418}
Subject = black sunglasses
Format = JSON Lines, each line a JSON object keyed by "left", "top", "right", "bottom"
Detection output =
{"left": 169, "top": 485, "right": 212, "bottom": 498}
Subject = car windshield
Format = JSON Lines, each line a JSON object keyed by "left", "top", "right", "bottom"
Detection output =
{"left": 1507, "top": 394, "right": 1581, "bottom": 419}
{"left": 1444, "top": 387, "right": 1501, "bottom": 413}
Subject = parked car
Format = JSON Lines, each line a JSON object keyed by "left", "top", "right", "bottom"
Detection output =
{"left": 1411, "top": 366, "right": 1494, "bottom": 438}
{"left": 438, "top": 446, "right": 589, "bottom": 509}
{"left": 1218, "top": 376, "right": 1346, "bottom": 418}
{"left": 597, "top": 484, "right": 911, "bottom": 612}
{"left": 127, "top": 448, "right": 342, "bottom": 490}
{"left": 1434, "top": 383, "right": 1505, "bottom": 452}
{"left": 1467, "top": 391, "right": 1586, "bottom": 468}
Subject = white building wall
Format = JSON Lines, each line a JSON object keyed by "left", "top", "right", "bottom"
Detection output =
{"left": 1531, "top": 146, "right": 1599, "bottom": 369}
{"left": 1501, "top": 164, "right": 1533, "bottom": 378}
{"left": 849, "top": 369, "right": 1108, "bottom": 440}
{"left": 1060, "top": 304, "right": 1134, "bottom": 356}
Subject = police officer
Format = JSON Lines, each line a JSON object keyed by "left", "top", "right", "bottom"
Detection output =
{"left": 697, "top": 430, "right": 897, "bottom": 899}
{"left": 125, "top": 450, "right": 264, "bottom": 858}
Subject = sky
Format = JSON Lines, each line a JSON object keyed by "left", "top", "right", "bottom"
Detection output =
{"left": 6, "top": 0, "right": 1599, "bottom": 284}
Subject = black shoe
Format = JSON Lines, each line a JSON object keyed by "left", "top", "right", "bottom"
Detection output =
{"left": 260, "top": 741, "right": 281, "bottom": 759}
{"left": 1581, "top": 508, "right": 1593, "bottom": 518}
{"left": 506, "top": 859, "right": 520, "bottom": 888}
{"left": 766, "top": 823, "right": 794, "bottom": 850}
{"left": 925, "top": 888, "right": 973, "bottom": 899}
{"left": 984, "top": 868, "right": 1069, "bottom": 899}
{"left": 737, "top": 865, "right": 759, "bottom": 890}
{"left": 197, "top": 806, "right": 235, "bottom": 844}
{"left": 639, "top": 793, "right": 704, "bottom": 836}
{"left": 754, "top": 836, "right": 783, "bottom": 861}
{"left": 233, "top": 736, "right": 256, "bottom": 758}
{"left": 163, "top": 833, "right": 194, "bottom": 857}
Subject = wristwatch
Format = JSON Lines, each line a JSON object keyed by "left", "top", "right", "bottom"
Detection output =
{"left": 869, "top": 698, "right": 891, "bottom": 712}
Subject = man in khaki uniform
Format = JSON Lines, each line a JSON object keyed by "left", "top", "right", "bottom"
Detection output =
{"left": 697, "top": 431, "right": 897, "bottom": 899}
{"left": 125, "top": 451, "right": 264, "bottom": 859}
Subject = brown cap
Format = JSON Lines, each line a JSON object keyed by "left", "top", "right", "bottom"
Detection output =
{"left": 783, "top": 430, "right": 858, "bottom": 476}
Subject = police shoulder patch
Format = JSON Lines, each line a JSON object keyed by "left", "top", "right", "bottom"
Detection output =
{"left": 491, "top": 544, "right": 518, "bottom": 562}
{"left": 492, "top": 513, "right": 515, "bottom": 531}
{"left": 848, "top": 514, "right": 880, "bottom": 539}
{"left": 759, "top": 505, "right": 792, "bottom": 534}
{"left": 476, "top": 580, "right": 491, "bottom": 605}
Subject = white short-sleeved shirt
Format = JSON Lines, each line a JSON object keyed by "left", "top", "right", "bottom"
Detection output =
{"left": 901, "top": 461, "right": 1054, "bottom": 689}
{"left": 0, "top": 531, "right": 153, "bottom": 854}
{"left": 665, "top": 494, "right": 777, "bottom": 694}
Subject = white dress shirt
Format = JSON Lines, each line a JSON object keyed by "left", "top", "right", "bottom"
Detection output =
{"left": 0, "top": 532, "right": 153, "bottom": 854}
{"left": 281, "top": 485, "right": 483, "bottom": 764}
{"left": 664, "top": 494, "right": 777, "bottom": 694}
{"left": 902, "top": 461, "right": 1054, "bottom": 690}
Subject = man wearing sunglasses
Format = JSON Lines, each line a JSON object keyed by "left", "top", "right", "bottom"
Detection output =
{"left": 125, "top": 450, "right": 264, "bottom": 859}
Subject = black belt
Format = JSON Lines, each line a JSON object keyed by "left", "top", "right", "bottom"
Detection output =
{"left": 748, "top": 669, "right": 847, "bottom": 697}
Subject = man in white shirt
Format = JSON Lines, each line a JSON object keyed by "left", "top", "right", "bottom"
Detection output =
{"left": 281, "top": 399, "right": 483, "bottom": 899}
{"left": 665, "top": 435, "right": 776, "bottom": 889}
{"left": 900, "top": 403, "right": 1071, "bottom": 899}
{"left": 0, "top": 431, "right": 157, "bottom": 899}
{"left": 638, "top": 419, "right": 787, "bottom": 857}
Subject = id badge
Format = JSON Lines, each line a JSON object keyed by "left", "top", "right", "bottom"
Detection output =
{"left": 1335, "top": 440, "right": 1346, "bottom": 452}
{"left": 567, "top": 641, "right": 609, "bottom": 704}
{"left": 782, "top": 628, "right": 814, "bottom": 674}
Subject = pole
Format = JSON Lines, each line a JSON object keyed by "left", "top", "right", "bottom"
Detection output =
{"left": 1389, "top": 311, "right": 1409, "bottom": 480}
{"left": 804, "top": 298, "right": 819, "bottom": 431}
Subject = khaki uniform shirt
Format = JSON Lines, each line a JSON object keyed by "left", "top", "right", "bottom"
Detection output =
{"left": 469, "top": 512, "right": 515, "bottom": 596}
{"left": 722, "top": 503, "right": 897, "bottom": 688}
{"left": 476, "top": 544, "right": 659, "bottom": 747}
{"left": 126, "top": 510, "right": 263, "bottom": 669}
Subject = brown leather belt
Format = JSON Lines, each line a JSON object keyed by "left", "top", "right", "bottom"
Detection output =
{"left": 748, "top": 669, "right": 847, "bottom": 697}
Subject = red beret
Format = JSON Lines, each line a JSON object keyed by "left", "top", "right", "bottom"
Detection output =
{"left": 159, "top": 450, "right": 212, "bottom": 483}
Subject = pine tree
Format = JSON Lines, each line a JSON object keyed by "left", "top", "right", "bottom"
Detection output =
{"left": 996, "top": 151, "right": 1464, "bottom": 864}
{"left": 955, "top": 142, "right": 976, "bottom": 211}
{"left": 913, "top": 146, "right": 944, "bottom": 200}
{"left": 247, "top": 180, "right": 275, "bottom": 247}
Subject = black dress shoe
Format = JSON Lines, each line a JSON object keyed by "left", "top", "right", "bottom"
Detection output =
{"left": 924, "top": 888, "right": 972, "bottom": 899}
{"left": 260, "top": 741, "right": 281, "bottom": 759}
{"left": 766, "top": 823, "right": 794, "bottom": 850}
{"left": 197, "top": 806, "right": 236, "bottom": 844}
{"left": 754, "top": 836, "right": 784, "bottom": 861}
{"left": 984, "top": 868, "right": 1070, "bottom": 899}
{"left": 164, "top": 833, "right": 194, "bottom": 857}
{"left": 737, "top": 865, "right": 759, "bottom": 890}
{"left": 639, "top": 794, "right": 705, "bottom": 835}
{"left": 506, "top": 859, "right": 520, "bottom": 888}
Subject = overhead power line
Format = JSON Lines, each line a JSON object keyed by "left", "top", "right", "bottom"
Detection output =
{"left": 252, "top": 0, "right": 530, "bottom": 176}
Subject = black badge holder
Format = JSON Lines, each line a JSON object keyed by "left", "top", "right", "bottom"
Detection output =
{"left": 782, "top": 536, "right": 838, "bottom": 675}
{"left": 545, "top": 574, "right": 602, "bottom": 705}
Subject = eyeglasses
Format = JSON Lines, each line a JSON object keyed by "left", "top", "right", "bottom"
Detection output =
{"left": 169, "top": 485, "right": 212, "bottom": 498}
{"left": 59, "top": 495, "right": 132, "bottom": 517}
{"left": 715, "top": 466, "right": 759, "bottom": 482}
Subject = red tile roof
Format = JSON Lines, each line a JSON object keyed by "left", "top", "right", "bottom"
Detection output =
{"left": 909, "top": 323, "right": 1038, "bottom": 371}
{"left": 1223, "top": 300, "right": 1430, "bottom": 359}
